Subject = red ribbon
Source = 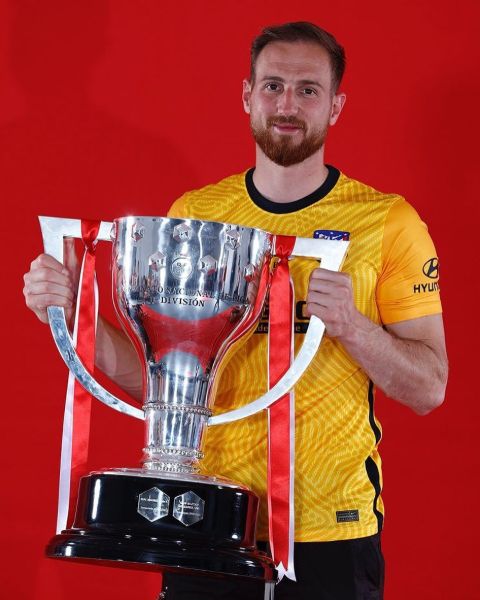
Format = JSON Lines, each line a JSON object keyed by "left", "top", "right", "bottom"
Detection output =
{"left": 268, "top": 234, "right": 296, "bottom": 577}
{"left": 67, "top": 219, "right": 100, "bottom": 526}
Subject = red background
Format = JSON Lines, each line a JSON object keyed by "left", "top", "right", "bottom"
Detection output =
{"left": 1, "top": 1, "right": 479, "bottom": 598}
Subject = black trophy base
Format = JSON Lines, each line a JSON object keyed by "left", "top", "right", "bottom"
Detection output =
{"left": 46, "top": 470, "right": 275, "bottom": 583}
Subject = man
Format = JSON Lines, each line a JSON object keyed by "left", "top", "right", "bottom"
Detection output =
{"left": 24, "top": 22, "right": 447, "bottom": 600}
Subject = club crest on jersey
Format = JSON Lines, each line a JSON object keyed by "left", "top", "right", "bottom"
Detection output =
{"left": 313, "top": 229, "right": 350, "bottom": 241}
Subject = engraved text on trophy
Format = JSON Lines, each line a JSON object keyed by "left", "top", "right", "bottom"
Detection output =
{"left": 137, "top": 487, "right": 170, "bottom": 522}
{"left": 173, "top": 491, "right": 205, "bottom": 526}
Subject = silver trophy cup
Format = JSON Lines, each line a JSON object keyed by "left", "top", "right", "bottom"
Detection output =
{"left": 113, "top": 217, "right": 274, "bottom": 473}
{"left": 39, "top": 215, "right": 348, "bottom": 584}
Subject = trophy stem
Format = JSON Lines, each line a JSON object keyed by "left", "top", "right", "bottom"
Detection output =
{"left": 142, "top": 402, "right": 211, "bottom": 473}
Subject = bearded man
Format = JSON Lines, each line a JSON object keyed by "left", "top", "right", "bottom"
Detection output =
{"left": 24, "top": 21, "right": 447, "bottom": 600}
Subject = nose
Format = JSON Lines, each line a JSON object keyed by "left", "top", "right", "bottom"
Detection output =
{"left": 276, "top": 88, "right": 298, "bottom": 116}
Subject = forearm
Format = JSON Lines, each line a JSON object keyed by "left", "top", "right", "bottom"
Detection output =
{"left": 95, "top": 317, "right": 143, "bottom": 401}
{"left": 339, "top": 312, "right": 448, "bottom": 415}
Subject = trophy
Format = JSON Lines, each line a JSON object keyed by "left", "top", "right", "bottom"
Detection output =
{"left": 39, "top": 216, "right": 348, "bottom": 591}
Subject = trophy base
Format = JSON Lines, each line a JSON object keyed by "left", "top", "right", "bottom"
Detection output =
{"left": 46, "top": 470, "right": 275, "bottom": 582}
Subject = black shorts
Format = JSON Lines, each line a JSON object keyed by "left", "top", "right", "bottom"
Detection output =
{"left": 266, "top": 535, "right": 385, "bottom": 599}
{"left": 161, "top": 534, "right": 384, "bottom": 599}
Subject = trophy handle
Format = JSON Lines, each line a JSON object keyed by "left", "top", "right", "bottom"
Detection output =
{"left": 208, "top": 236, "right": 349, "bottom": 426}
{"left": 39, "top": 216, "right": 144, "bottom": 420}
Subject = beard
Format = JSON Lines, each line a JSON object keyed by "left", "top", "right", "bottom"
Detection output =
{"left": 250, "top": 115, "right": 328, "bottom": 167}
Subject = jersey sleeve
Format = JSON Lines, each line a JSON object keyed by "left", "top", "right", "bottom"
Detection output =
{"left": 376, "top": 198, "right": 442, "bottom": 324}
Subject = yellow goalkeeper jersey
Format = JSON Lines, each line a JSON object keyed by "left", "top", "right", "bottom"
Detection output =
{"left": 168, "top": 166, "right": 442, "bottom": 542}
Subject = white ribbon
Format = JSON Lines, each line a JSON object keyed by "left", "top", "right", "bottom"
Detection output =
{"left": 56, "top": 255, "right": 98, "bottom": 534}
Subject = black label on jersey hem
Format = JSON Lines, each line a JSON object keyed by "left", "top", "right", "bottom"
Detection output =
{"left": 336, "top": 509, "right": 359, "bottom": 523}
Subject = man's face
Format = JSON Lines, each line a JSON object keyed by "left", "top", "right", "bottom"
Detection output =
{"left": 243, "top": 41, "right": 345, "bottom": 167}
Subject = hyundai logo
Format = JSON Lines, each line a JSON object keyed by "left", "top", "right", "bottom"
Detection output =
{"left": 423, "top": 258, "right": 439, "bottom": 279}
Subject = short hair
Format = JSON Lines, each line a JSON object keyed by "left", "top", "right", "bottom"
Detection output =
{"left": 250, "top": 21, "right": 346, "bottom": 92}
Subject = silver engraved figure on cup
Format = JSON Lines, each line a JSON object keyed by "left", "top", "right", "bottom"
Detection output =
{"left": 112, "top": 217, "right": 273, "bottom": 474}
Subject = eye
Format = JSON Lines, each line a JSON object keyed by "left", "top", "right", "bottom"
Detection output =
{"left": 301, "top": 88, "right": 317, "bottom": 96}
{"left": 265, "top": 82, "right": 281, "bottom": 92}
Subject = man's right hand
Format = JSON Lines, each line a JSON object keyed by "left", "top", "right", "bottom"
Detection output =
{"left": 23, "top": 238, "right": 143, "bottom": 398}
{"left": 23, "top": 238, "right": 79, "bottom": 325}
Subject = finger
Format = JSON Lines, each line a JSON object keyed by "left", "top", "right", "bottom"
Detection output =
{"left": 25, "top": 292, "right": 75, "bottom": 324}
{"left": 25, "top": 292, "right": 75, "bottom": 310}
{"left": 309, "top": 271, "right": 352, "bottom": 301}
{"left": 24, "top": 266, "right": 73, "bottom": 289}
{"left": 308, "top": 278, "right": 347, "bottom": 294}
{"left": 310, "top": 267, "right": 351, "bottom": 283}
{"left": 23, "top": 280, "right": 75, "bottom": 302}
{"left": 308, "top": 278, "right": 353, "bottom": 304}
{"left": 31, "top": 253, "right": 64, "bottom": 273}
{"left": 306, "top": 290, "right": 337, "bottom": 309}
{"left": 304, "top": 301, "right": 331, "bottom": 321}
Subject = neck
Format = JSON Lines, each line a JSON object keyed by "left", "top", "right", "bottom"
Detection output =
{"left": 252, "top": 145, "right": 329, "bottom": 203}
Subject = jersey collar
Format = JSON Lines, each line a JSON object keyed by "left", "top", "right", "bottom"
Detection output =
{"left": 245, "top": 165, "right": 340, "bottom": 214}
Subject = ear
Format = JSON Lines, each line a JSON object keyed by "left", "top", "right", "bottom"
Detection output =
{"left": 242, "top": 79, "right": 252, "bottom": 114}
{"left": 329, "top": 92, "right": 346, "bottom": 126}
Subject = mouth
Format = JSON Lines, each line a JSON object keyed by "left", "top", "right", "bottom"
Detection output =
{"left": 273, "top": 123, "right": 302, "bottom": 134}
{"left": 269, "top": 119, "right": 305, "bottom": 135}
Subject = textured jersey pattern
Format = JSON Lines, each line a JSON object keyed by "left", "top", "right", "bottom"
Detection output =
{"left": 168, "top": 170, "right": 441, "bottom": 541}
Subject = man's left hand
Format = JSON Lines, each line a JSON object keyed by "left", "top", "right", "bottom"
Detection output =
{"left": 306, "top": 267, "right": 361, "bottom": 339}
